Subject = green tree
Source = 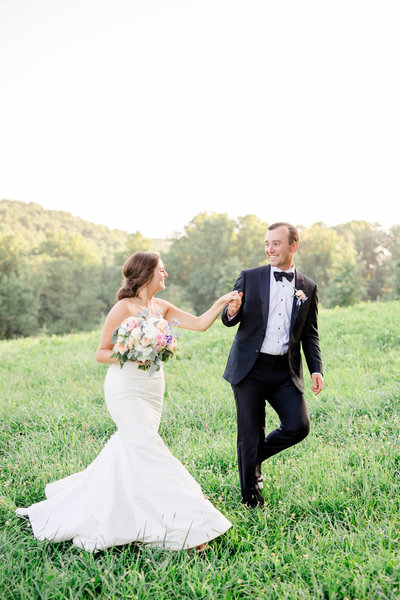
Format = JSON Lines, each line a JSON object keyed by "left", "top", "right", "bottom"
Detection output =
{"left": 295, "top": 223, "right": 341, "bottom": 305}
{"left": 0, "top": 232, "right": 42, "bottom": 338}
{"left": 38, "top": 260, "right": 106, "bottom": 334}
{"left": 234, "top": 215, "right": 268, "bottom": 268}
{"left": 114, "top": 231, "right": 152, "bottom": 267}
{"left": 98, "top": 263, "right": 121, "bottom": 312}
{"left": 166, "top": 213, "right": 239, "bottom": 313}
{"left": 0, "top": 233, "right": 28, "bottom": 276}
{"left": 387, "top": 225, "right": 400, "bottom": 299}
{"left": 0, "top": 267, "right": 42, "bottom": 338}
{"left": 38, "top": 230, "right": 98, "bottom": 265}
{"left": 326, "top": 243, "right": 365, "bottom": 307}
{"left": 335, "top": 221, "right": 389, "bottom": 301}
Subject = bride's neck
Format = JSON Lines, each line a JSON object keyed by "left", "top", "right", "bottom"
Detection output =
{"left": 135, "top": 287, "right": 156, "bottom": 308}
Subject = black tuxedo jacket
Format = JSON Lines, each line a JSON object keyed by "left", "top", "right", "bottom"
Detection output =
{"left": 221, "top": 265, "right": 323, "bottom": 393}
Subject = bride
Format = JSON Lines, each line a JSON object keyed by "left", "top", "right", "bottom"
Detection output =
{"left": 16, "top": 251, "right": 240, "bottom": 551}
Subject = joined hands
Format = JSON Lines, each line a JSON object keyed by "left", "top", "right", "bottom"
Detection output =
{"left": 226, "top": 291, "right": 243, "bottom": 317}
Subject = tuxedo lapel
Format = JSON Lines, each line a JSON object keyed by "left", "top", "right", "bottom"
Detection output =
{"left": 290, "top": 269, "right": 304, "bottom": 334}
{"left": 258, "top": 265, "right": 270, "bottom": 331}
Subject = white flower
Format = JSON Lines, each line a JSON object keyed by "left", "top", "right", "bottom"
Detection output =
{"left": 130, "top": 326, "right": 141, "bottom": 340}
{"left": 139, "top": 345, "right": 154, "bottom": 359}
{"left": 142, "top": 321, "right": 158, "bottom": 340}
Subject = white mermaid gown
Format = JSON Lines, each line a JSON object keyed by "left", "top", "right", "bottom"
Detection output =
{"left": 16, "top": 362, "right": 232, "bottom": 551}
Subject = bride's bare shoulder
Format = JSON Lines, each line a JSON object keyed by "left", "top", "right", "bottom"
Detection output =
{"left": 155, "top": 298, "right": 173, "bottom": 315}
{"left": 106, "top": 299, "right": 135, "bottom": 322}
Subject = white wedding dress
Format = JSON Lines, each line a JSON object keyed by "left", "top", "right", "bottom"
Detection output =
{"left": 16, "top": 362, "right": 232, "bottom": 551}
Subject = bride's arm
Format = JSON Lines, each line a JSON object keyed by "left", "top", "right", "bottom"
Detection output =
{"left": 158, "top": 291, "right": 240, "bottom": 332}
{"left": 96, "top": 302, "right": 129, "bottom": 364}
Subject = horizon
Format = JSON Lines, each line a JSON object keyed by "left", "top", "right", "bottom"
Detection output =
{"left": 2, "top": 198, "right": 398, "bottom": 239}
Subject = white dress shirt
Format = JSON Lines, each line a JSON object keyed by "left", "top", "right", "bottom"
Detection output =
{"left": 260, "top": 266, "right": 295, "bottom": 355}
{"left": 227, "top": 264, "right": 322, "bottom": 378}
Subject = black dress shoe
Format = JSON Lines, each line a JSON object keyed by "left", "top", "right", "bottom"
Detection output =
{"left": 243, "top": 487, "right": 264, "bottom": 508}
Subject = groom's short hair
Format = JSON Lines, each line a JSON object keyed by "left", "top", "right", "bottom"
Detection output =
{"left": 268, "top": 222, "right": 299, "bottom": 246}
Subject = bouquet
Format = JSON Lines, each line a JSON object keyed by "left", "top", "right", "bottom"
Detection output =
{"left": 111, "top": 309, "right": 179, "bottom": 374}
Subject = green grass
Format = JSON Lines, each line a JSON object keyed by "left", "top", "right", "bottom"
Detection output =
{"left": 1, "top": 301, "right": 400, "bottom": 599}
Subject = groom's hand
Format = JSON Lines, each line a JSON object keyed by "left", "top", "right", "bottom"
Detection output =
{"left": 311, "top": 373, "right": 324, "bottom": 395}
{"left": 227, "top": 292, "right": 243, "bottom": 317}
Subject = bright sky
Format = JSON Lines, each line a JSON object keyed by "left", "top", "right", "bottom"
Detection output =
{"left": 1, "top": 1, "right": 399, "bottom": 238}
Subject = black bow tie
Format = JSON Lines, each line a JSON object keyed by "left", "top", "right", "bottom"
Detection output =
{"left": 274, "top": 271, "right": 294, "bottom": 282}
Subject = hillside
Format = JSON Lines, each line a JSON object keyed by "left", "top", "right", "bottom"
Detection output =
{"left": 1, "top": 301, "right": 399, "bottom": 598}
{"left": 0, "top": 199, "right": 130, "bottom": 259}
{"left": 0, "top": 200, "right": 173, "bottom": 339}
{"left": 0, "top": 199, "right": 171, "bottom": 256}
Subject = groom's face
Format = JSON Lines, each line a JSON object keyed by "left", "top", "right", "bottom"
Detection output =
{"left": 265, "top": 226, "right": 298, "bottom": 271}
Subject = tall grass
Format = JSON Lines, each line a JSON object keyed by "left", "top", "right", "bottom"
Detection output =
{"left": 1, "top": 301, "right": 399, "bottom": 599}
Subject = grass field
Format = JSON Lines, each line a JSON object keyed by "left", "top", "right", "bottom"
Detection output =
{"left": 1, "top": 301, "right": 400, "bottom": 599}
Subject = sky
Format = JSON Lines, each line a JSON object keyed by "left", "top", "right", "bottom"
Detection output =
{"left": 1, "top": 0, "right": 399, "bottom": 238}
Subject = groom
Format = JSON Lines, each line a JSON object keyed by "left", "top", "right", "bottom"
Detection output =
{"left": 222, "top": 222, "right": 324, "bottom": 508}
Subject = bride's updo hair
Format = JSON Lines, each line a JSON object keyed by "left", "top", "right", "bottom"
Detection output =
{"left": 116, "top": 252, "right": 160, "bottom": 300}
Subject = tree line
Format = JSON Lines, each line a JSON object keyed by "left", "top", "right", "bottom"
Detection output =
{"left": 1, "top": 199, "right": 399, "bottom": 339}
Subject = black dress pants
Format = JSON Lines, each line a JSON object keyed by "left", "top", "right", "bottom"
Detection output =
{"left": 232, "top": 353, "right": 310, "bottom": 507}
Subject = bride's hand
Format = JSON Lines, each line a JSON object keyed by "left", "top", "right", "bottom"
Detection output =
{"left": 219, "top": 290, "right": 238, "bottom": 303}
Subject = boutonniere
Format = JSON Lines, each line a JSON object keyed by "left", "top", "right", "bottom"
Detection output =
{"left": 294, "top": 289, "right": 308, "bottom": 306}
